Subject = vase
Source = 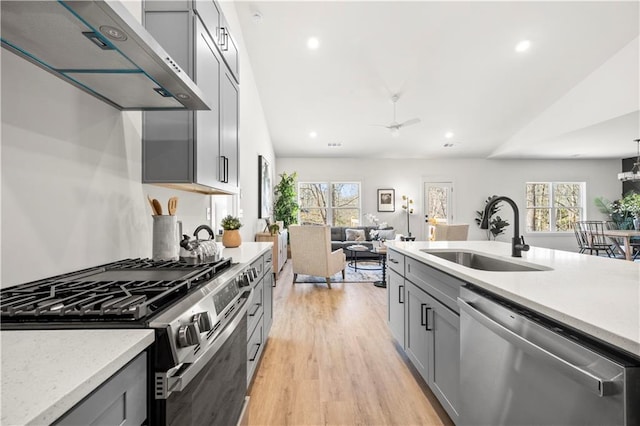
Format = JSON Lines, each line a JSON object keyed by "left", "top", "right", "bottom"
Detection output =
{"left": 634, "top": 217, "right": 640, "bottom": 231}
{"left": 222, "top": 229, "right": 242, "bottom": 248}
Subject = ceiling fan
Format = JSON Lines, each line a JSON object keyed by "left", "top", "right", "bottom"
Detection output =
{"left": 373, "top": 94, "right": 421, "bottom": 137}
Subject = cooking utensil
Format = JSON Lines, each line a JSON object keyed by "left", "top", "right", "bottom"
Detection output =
{"left": 168, "top": 197, "right": 178, "bottom": 216}
{"left": 147, "top": 195, "right": 158, "bottom": 215}
{"left": 152, "top": 198, "right": 163, "bottom": 215}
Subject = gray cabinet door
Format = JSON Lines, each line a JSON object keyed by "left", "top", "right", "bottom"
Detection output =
{"left": 404, "top": 281, "right": 432, "bottom": 384}
{"left": 428, "top": 292, "right": 460, "bottom": 423}
{"left": 143, "top": 11, "right": 192, "bottom": 184}
{"left": 55, "top": 352, "right": 147, "bottom": 425}
{"left": 387, "top": 268, "right": 405, "bottom": 348}
{"left": 220, "top": 70, "right": 238, "bottom": 186}
{"left": 263, "top": 267, "right": 274, "bottom": 337}
{"left": 194, "top": 17, "right": 220, "bottom": 188}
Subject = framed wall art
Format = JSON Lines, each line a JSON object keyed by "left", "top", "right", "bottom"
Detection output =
{"left": 377, "top": 188, "right": 395, "bottom": 212}
{"left": 258, "top": 155, "right": 273, "bottom": 218}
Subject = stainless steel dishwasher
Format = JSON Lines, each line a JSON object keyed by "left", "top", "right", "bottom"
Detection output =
{"left": 458, "top": 285, "right": 639, "bottom": 426}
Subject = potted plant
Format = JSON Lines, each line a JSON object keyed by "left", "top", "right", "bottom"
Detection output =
{"left": 273, "top": 172, "right": 299, "bottom": 258}
{"left": 273, "top": 172, "right": 299, "bottom": 229}
{"left": 221, "top": 215, "right": 243, "bottom": 248}
{"left": 596, "top": 192, "right": 640, "bottom": 230}
{"left": 475, "top": 196, "right": 509, "bottom": 240}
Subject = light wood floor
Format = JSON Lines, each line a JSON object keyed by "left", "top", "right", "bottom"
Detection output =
{"left": 247, "top": 261, "right": 454, "bottom": 426}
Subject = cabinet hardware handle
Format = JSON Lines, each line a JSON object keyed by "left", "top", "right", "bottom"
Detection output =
{"left": 425, "top": 307, "right": 433, "bottom": 331}
{"left": 407, "top": 263, "right": 411, "bottom": 273}
{"left": 249, "top": 303, "right": 261, "bottom": 317}
{"left": 249, "top": 342, "right": 261, "bottom": 361}
{"left": 420, "top": 303, "right": 427, "bottom": 327}
{"left": 219, "top": 27, "right": 229, "bottom": 51}
{"left": 399, "top": 285, "right": 404, "bottom": 304}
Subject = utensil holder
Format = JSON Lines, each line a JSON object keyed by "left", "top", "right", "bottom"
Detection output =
{"left": 153, "top": 216, "right": 179, "bottom": 261}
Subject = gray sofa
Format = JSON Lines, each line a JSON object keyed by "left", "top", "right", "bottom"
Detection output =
{"left": 330, "top": 226, "right": 395, "bottom": 259}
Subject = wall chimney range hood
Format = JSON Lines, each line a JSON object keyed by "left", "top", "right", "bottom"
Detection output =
{"left": 1, "top": 0, "right": 211, "bottom": 111}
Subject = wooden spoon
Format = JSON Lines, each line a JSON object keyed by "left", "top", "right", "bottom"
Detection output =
{"left": 152, "top": 198, "right": 163, "bottom": 215}
{"left": 147, "top": 195, "right": 158, "bottom": 215}
{"left": 168, "top": 197, "right": 178, "bottom": 216}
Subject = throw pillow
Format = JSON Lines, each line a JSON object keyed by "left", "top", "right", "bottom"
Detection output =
{"left": 377, "top": 229, "right": 396, "bottom": 240}
{"left": 345, "top": 228, "right": 365, "bottom": 241}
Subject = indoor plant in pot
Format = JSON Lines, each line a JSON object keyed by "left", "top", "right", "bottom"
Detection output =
{"left": 273, "top": 171, "right": 299, "bottom": 229}
{"left": 221, "top": 215, "right": 243, "bottom": 248}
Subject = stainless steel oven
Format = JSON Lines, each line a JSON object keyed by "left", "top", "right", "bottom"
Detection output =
{"left": 0, "top": 258, "right": 261, "bottom": 426}
{"left": 458, "top": 285, "right": 639, "bottom": 426}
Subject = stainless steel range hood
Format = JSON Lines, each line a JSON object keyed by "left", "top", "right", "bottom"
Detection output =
{"left": 1, "top": 0, "right": 211, "bottom": 111}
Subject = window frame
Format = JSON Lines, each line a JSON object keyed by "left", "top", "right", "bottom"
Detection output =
{"left": 525, "top": 181, "right": 586, "bottom": 234}
{"left": 298, "top": 181, "right": 361, "bottom": 226}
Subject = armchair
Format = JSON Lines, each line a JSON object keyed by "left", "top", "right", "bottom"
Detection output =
{"left": 433, "top": 224, "right": 470, "bottom": 241}
{"left": 289, "top": 225, "right": 347, "bottom": 289}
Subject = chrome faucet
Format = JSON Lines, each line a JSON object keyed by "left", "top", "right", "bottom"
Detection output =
{"left": 480, "top": 195, "right": 530, "bottom": 257}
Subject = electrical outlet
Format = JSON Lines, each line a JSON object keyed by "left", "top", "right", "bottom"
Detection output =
{"left": 206, "top": 207, "right": 211, "bottom": 220}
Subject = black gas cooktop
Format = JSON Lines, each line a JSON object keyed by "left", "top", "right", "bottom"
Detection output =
{"left": 0, "top": 257, "right": 232, "bottom": 326}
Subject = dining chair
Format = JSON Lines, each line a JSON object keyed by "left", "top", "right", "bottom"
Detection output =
{"left": 573, "top": 222, "right": 587, "bottom": 254}
{"left": 577, "top": 221, "right": 615, "bottom": 257}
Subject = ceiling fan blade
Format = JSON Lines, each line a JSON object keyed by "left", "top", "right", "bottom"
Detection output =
{"left": 399, "top": 118, "right": 421, "bottom": 128}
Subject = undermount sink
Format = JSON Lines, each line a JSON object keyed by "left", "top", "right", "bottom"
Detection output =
{"left": 420, "top": 249, "right": 552, "bottom": 272}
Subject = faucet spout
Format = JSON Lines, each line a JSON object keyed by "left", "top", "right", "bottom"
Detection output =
{"left": 480, "top": 196, "right": 530, "bottom": 257}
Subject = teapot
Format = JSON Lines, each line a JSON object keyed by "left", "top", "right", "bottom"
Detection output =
{"left": 179, "top": 225, "right": 221, "bottom": 264}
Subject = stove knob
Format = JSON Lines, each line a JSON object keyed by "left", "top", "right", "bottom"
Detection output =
{"left": 193, "top": 312, "right": 212, "bottom": 332}
{"left": 177, "top": 322, "right": 202, "bottom": 347}
{"left": 251, "top": 267, "right": 258, "bottom": 279}
{"left": 242, "top": 272, "right": 251, "bottom": 287}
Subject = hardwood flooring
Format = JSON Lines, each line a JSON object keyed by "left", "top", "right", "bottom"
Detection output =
{"left": 247, "top": 261, "right": 454, "bottom": 426}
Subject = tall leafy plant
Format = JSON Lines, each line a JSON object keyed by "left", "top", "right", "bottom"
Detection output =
{"left": 273, "top": 172, "right": 299, "bottom": 229}
{"left": 475, "top": 196, "right": 509, "bottom": 240}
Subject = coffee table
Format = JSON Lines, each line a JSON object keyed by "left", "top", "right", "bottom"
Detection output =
{"left": 345, "top": 245, "right": 387, "bottom": 288}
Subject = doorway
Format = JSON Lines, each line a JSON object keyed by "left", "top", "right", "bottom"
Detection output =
{"left": 423, "top": 182, "right": 453, "bottom": 240}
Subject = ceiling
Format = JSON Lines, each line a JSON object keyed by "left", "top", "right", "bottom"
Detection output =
{"left": 234, "top": 1, "right": 639, "bottom": 160}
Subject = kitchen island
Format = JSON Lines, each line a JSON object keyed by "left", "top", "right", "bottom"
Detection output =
{"left": 387, "top": 240, "right": 640, "bottom": 357}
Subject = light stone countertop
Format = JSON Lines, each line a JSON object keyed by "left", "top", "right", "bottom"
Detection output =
{"left": 1, "top": 329, "right": 154, "bottom": 425}
{"left": 222, "top": 241, "right": 272, "bottom": 265}
{"left": 386, "top": 240, "right": 640, "bottom": 358}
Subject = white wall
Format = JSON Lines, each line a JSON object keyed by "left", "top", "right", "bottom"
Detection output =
{"left": 276, "top": 157, "right": 622, "bottom": 252}
{"left": 0, "top": 1, "right": 273, "bottom": 287}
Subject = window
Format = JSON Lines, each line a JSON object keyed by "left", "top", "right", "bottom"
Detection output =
{"left": 298, "top": 182, "right": 361, "bottom": 226}
{"left": 525, "top": 182, "right": 585, "bottom": 232}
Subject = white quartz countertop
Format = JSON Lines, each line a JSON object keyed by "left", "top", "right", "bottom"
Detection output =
{"left": 222, "top": 242, "right": 272, "bottom": 265}
{"left": 386, "top": 240, "right": 640, "bottom": 357}
{"left": 1, "top": 329, "right": 154, "bottom": 425}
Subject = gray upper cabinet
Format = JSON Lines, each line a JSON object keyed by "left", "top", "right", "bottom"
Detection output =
{"left": 142, "top": 0, "right": 239, "bottom": 195}
{"left": 221, "top": 69, "right": 239, "bottom": 187}
{"left": 217, "top": 13, "right": 239, "bottom": 83}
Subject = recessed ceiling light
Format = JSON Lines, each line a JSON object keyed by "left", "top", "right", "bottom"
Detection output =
{"left": 309, "top": 131, "right": 317, "bottom": 138}
{"left": 307, "top": 37, "right": 320, "bottom": 50}
{"left": 445, "top": 131, "right": 454, "bottom": 139}
{"left": 252, "top": 12, "right": 263, "bottom": 23}
{"left": 515, "top": 40, "right": 531, "bottom": 52}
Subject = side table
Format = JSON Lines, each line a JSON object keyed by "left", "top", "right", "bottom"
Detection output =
{"left": 372, "top": 247, "right": 387, "bottom": 288}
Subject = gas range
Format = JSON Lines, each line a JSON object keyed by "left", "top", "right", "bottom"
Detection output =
{"left": 0, "top": 257, "right": 258, "bottom": 368}
{"left": 0, "top": 257, "right": 260, "bottom": 425}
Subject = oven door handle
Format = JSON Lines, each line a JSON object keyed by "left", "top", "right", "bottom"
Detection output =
{"left": 166, "top": 287, "right": 253, "bottom": 396}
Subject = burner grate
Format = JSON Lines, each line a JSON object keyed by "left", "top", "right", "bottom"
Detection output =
{"left": 0, "top": 257, "right": 232, "bottom": 322}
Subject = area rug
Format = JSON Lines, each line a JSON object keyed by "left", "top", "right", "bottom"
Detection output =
{"left": 294, "top": 262, "right": 383, "bottom": 283}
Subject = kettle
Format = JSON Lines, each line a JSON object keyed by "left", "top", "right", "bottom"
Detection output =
{"left": 179, "top": 225, "right": 221, "bottom": 264}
